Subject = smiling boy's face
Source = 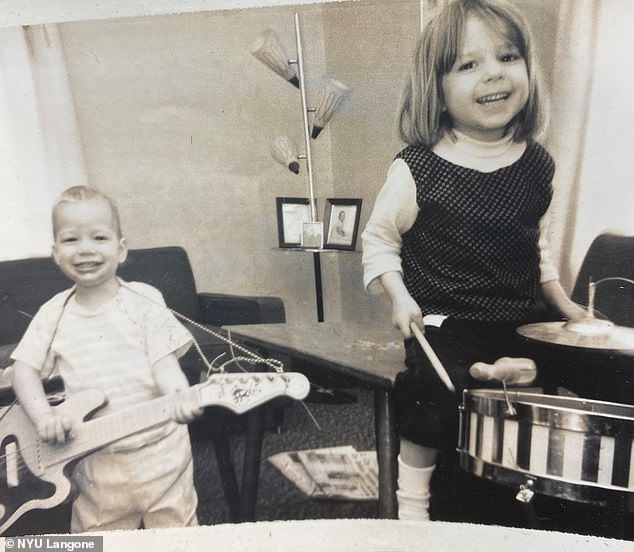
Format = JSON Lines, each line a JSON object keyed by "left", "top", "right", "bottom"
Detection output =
{"left": 52, "top": 198, "right": 127, "bottom": 291}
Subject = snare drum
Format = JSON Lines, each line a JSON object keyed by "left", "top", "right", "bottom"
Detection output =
{"left": 458, "top": 389, "right": 634, "bottom": 509}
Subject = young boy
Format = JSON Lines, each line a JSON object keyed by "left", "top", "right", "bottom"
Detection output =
{"left": 11, "top": 185, "right": 202, "bottom": 532}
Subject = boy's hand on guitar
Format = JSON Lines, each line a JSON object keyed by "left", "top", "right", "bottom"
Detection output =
{"left": 172, "top": 401, "right": 203, "bottom": 424}
{"left": 36, "top": 412, "right": 74, "bottom": 444}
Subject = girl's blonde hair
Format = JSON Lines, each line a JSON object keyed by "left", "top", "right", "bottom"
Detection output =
{"left": 52, "top": 185, "right": 122, "bottom": 238}
{"left": 398, "top": 0, "right": 546, "bottom": 148}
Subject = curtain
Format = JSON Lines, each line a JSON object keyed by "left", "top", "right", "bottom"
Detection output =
{"left": 0, "top": 24, "right": 86, "bottom": 260}
{"left": 543, "top": 0, "right": 600, "bottom": 290}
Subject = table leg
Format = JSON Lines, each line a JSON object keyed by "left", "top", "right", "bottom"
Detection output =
{"left": 209, "top": 421, "right": 242, "bottom": 521}
{"left": 313, "top": 251, "right": 324, "bottom": 322}
{"left": 374, "top": 388, "right": 398, "bottom": 518}
{"left": 239, "top": 407, "right": 266, "bottom": 521}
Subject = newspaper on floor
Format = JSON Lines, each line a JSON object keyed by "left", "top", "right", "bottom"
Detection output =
{"left": 268, "top": 445, "right": 378, "bottom": 500}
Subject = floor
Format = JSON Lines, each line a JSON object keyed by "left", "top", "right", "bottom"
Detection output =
{"left": 190, "top": 384, "right": 634, "bottom": 541}
{"left": 190, "top": 383, "right": 379, "bottom": 524}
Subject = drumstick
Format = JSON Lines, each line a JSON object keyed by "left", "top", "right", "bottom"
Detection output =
{"left": 410, "top": 322, "right": 455, "bottom": 392}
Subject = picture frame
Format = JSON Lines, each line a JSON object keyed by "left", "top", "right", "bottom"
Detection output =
{"left": 276, "top": 197, "right": 311, "bottom": 248}
{"left": 323, "top": 198, "right": 362, "bottom": 251}
{"left": 301, "top": 221, "right": 324, "bottom": 249}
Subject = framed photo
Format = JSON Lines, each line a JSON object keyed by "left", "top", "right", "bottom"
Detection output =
{"left": 323, "top": 198, "right": 362, "bottom": 251}
{"left": 301, "top": 221, "right": 324, "bottom": 249}
{"left": 276, "top": 197, "right": 311, "bottom": 248}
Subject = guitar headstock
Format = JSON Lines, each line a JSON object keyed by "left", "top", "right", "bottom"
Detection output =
{"left": 197, "top": 372, "right": 310, "bottom": 414}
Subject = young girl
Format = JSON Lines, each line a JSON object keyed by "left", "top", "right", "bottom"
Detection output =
{"left": 362, "top": 0, "right": 586, "bottom": 521}
{"left": 11, "top": 186, "right": 202, "bottom": 532}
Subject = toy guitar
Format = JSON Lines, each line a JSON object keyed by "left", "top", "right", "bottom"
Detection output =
{"left": 0, "top": 371, "right": 310, "bottom": 534}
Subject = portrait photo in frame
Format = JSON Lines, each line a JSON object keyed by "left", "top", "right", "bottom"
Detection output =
{"left": 323, "top": 198, "right": 362, "bottom": 251}
{"left": 276, "top": 197, "right": 311, "bottom": 248}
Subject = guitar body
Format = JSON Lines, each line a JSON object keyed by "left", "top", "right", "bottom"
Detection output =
{"left": 0, "top": 371, "right": 310, "bottom": 535}
{"left": 0, "top": 390, "right": 106, "bottom": 534}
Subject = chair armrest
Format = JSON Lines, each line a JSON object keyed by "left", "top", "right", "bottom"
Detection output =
{"left": 197, "top": 293, "right": 286, "bottom": 326}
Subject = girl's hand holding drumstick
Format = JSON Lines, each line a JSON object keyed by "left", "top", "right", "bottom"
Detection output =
{"left": 377, "top": 272, "right": 454, "bottom": 391}
{"left": 379, "top": 272, "right": 424, "bottom": 339}
{"left": 410, "top": 322, "right": 456, "bottom": 393}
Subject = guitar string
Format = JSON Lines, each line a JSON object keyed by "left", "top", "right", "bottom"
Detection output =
{"left": 223, "top": 332, "right": 322, "bottom": 431}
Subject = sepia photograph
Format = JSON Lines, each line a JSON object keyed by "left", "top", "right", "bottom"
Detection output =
{"left": 0, "top": 0, "right": 633, "bottom": 550}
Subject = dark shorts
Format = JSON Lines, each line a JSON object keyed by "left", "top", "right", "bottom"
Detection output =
{"left": 393, "top": 316, "right": 559, "bottom": 451}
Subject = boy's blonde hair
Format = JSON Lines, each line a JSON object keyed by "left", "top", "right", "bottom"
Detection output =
{"left": 52, "top": 185, "right": 122, "bottom": 238}
{"left": 398, "top": 0, "right": 546, "bottom": 148}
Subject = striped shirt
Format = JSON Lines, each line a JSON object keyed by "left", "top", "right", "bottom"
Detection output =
{"left": 12, "top": 280, "right": 193, "bottom": 451}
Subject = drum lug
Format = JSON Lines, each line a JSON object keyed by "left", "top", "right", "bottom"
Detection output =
{"left": 502, "top": 381, "right": 517, "bottom": 417}
{"left": 515, "top": 478, "right": 535, "bottom": 504}
{"left": 457, "top": 403, "right": 466, "bottom": 450}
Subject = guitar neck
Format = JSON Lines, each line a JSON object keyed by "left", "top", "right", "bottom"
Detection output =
{"left": 43, "top": 372, "right": 310, "bottom": 467}
{"left": 49, "top": 387, "right": 197, "bottom": 465}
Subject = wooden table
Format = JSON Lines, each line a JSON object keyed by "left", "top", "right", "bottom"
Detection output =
{"left": 224, "top": 321, "right": 405, "bottom": 518}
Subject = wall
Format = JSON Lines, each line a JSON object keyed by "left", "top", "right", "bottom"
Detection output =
{"left": 324, "top": 0, "right": 420, "bottom": 323}
{"left": 58, "top": 0, "right": 426, "bottom": 325}
{"left": 59, "top": 4, "right": 340, "bottom": 324}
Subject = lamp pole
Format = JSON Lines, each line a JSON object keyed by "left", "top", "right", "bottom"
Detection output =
{"left": 293, "top": 12, "right": 317, "bottom": 224}
{"left": 292, "top": 12, "right": 323, "bottom": 321}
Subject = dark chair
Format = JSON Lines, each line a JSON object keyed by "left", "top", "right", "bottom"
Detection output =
{"left": 570, "top": 233, "right": 634, "bottom": 327}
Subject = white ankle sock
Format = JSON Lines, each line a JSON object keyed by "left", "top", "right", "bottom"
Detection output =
{"left": 397, "top": 455, "right": 435, "bottom": 521}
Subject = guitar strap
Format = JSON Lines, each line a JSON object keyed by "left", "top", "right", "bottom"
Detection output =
{"left": 1, "top": 282, "right": 290, "bottom": 422}
{"left": 41, "top": 286, "right": 77, "bottom": 383}
{"left": 0, "top": 286, "right": 76, "bottom": 422}
{"left": 118, "top": 281, "right": 285, "bottom": 375}
{"left": 118, "top": 283, "right": 326, "bottom": 428}
{"left": 2, "top": 280, "right": 320, "bottom": 433}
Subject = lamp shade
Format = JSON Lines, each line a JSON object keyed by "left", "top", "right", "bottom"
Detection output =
{"left": 250, "top": 29, "right": 299, "bottom": 88}
{"left": 271, "top": 136, "right": 300, "bottom": 174}
{"left": 311, "top": 78, "right": 351, "bottom": 138}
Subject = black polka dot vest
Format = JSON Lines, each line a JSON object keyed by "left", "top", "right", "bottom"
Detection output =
{"left": 397, "top": 140, "right": 554, "bottom": 322}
